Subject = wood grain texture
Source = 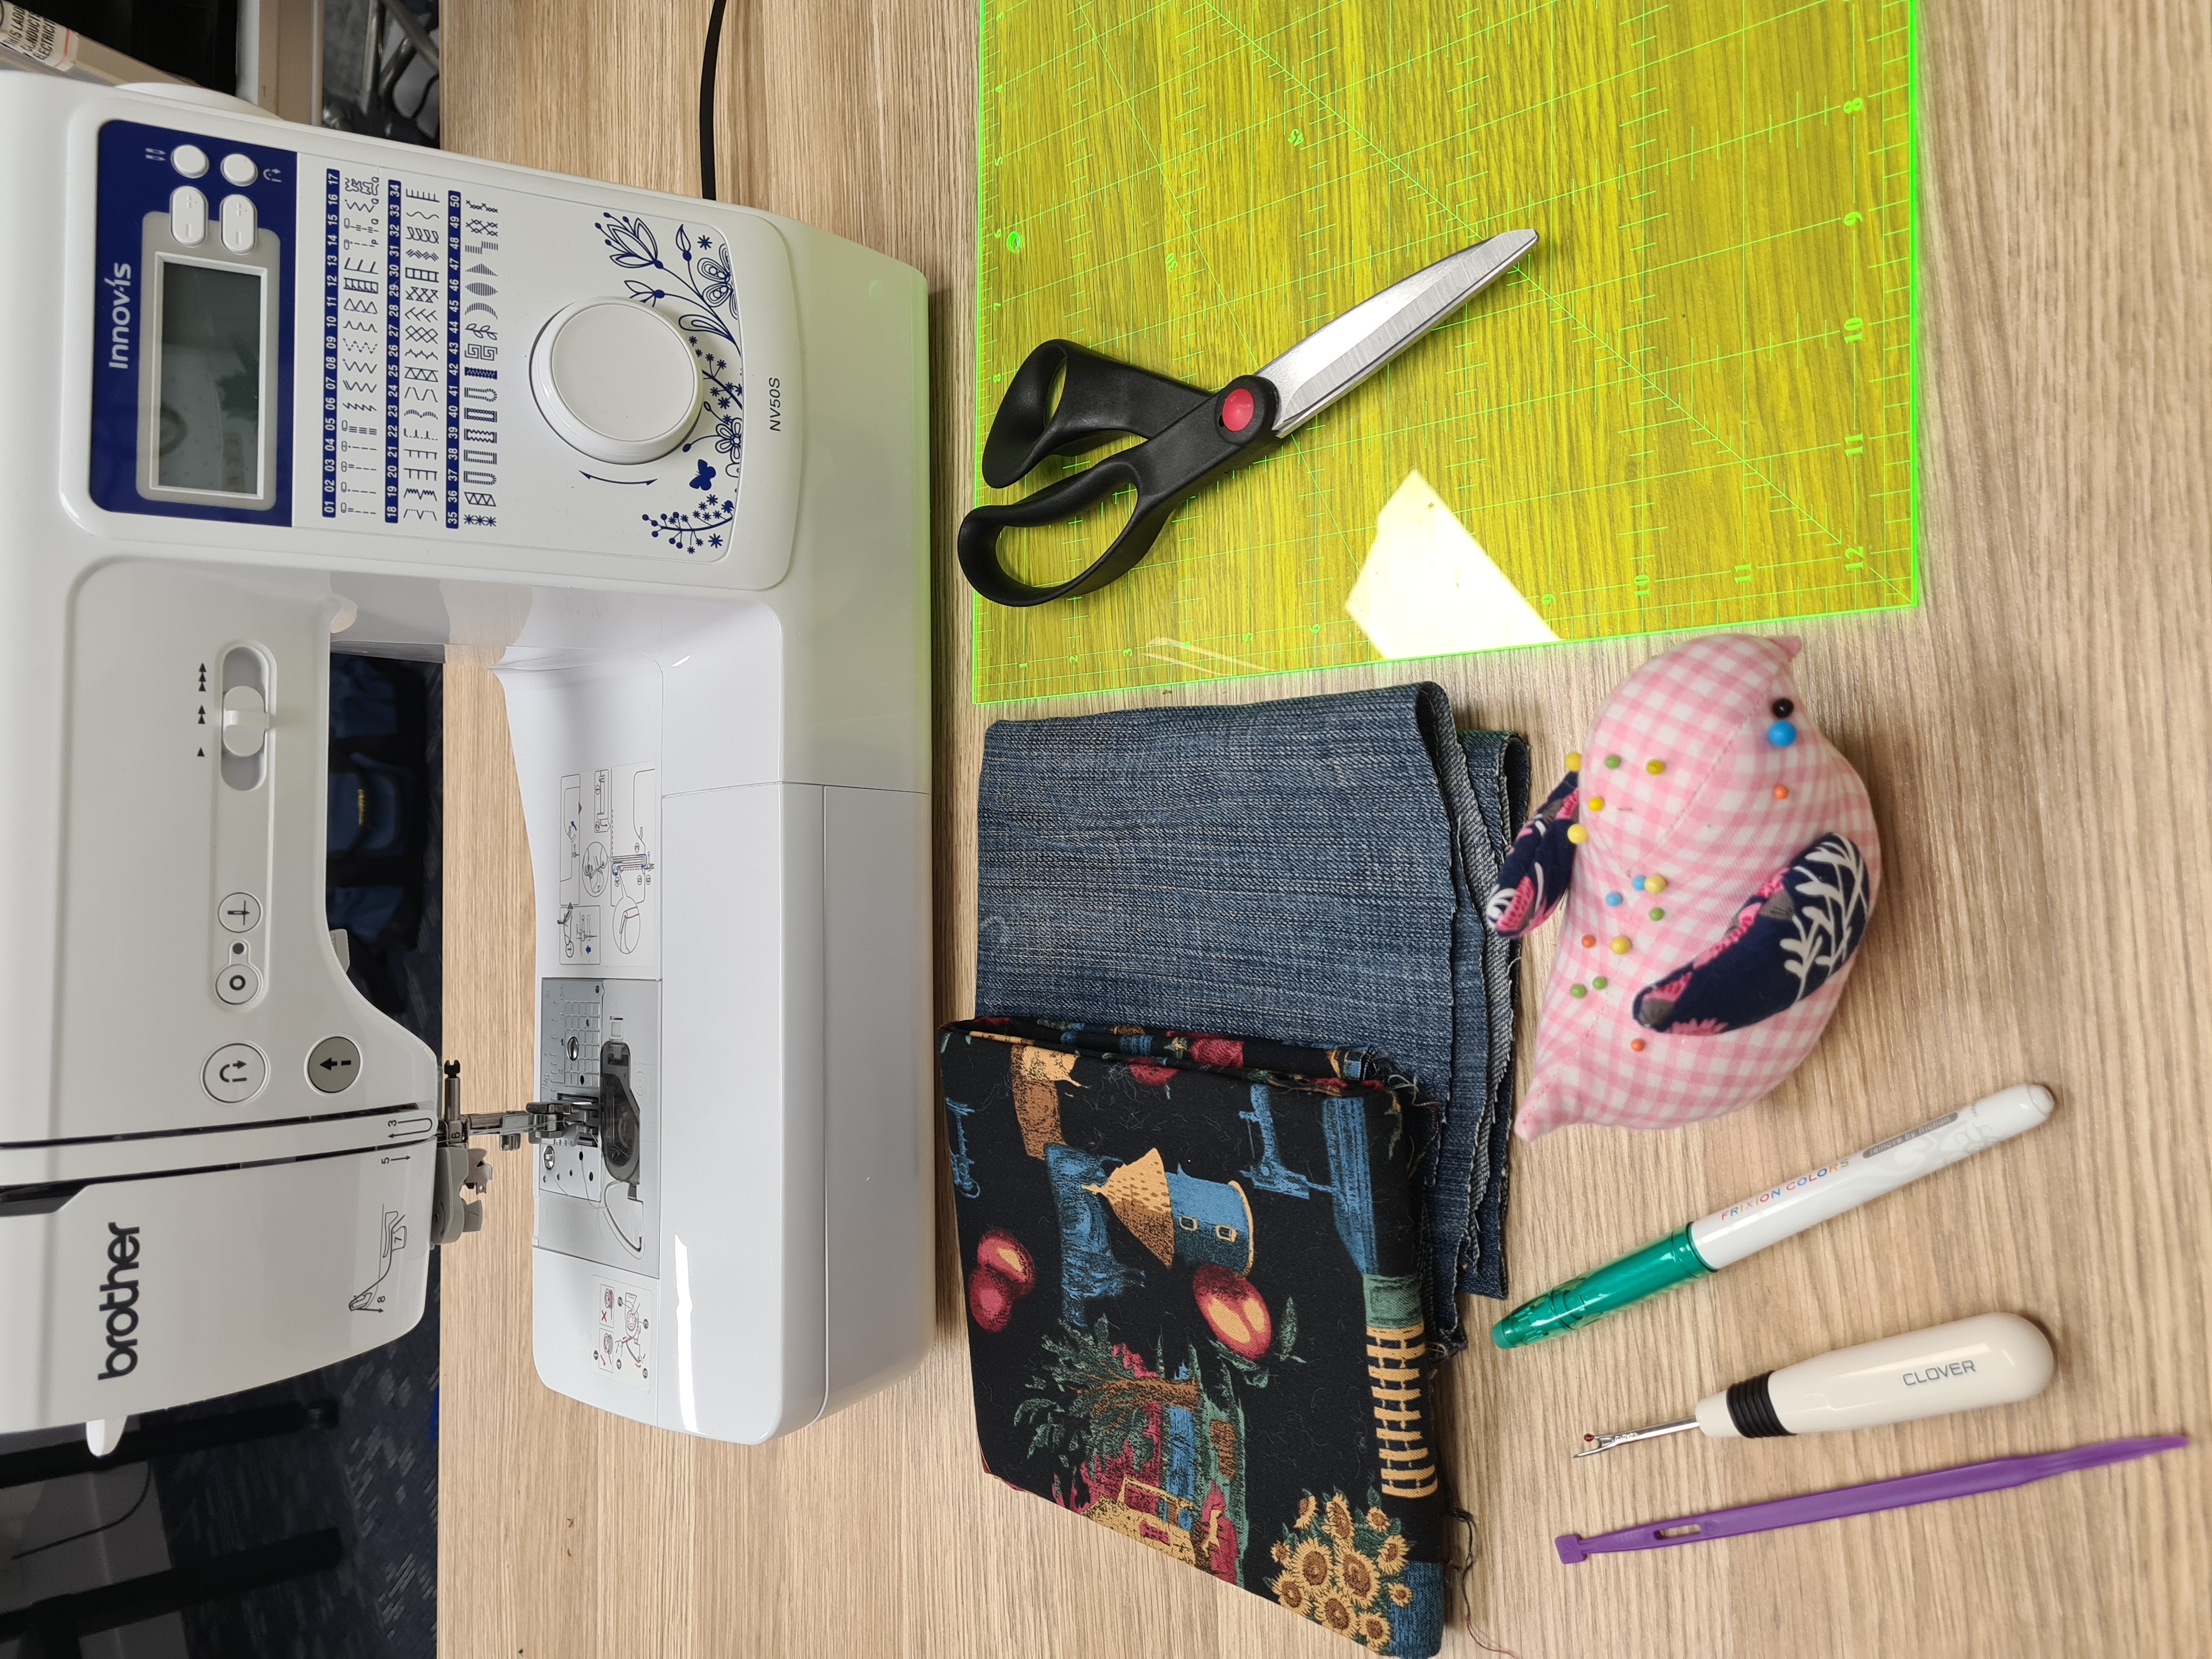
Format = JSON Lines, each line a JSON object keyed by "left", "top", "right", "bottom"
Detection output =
{"left": 437, "top": 2, "right": 2211, "bottom": 1654}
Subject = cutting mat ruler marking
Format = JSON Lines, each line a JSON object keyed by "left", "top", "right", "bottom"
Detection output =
{"left": 975, "top": 0, "right": 1916, "bottom": 703}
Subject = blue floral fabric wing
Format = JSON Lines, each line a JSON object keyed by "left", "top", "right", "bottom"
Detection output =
{"left": 1482, "top": 769, "right": 1580, "bottom": 938}
{"left": 1632, "top": 833, "right": 1873, "bottom": 1035}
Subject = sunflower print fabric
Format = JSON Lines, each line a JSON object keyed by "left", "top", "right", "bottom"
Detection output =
{"left": 1272, "top": 1493, "right": 1421, "bottom": 1649}
{"left": 940, "top": 1018, "right": 1449, "bottom": 1657}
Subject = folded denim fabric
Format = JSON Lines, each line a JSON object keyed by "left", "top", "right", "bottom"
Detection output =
{"left": 940, "top": 1018, "right": 1451, "bottom": 1657}
{"left": 975, "top": 684, "right": 1528, "bottom": 1343}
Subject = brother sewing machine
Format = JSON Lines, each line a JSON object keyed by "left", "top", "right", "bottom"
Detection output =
{"left": 0, "top": 74, "right": 932, "bottom": 1453}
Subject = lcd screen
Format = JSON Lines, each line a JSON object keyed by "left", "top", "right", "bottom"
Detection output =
{"left": 155, "top": 261, "right": 263, "bottom": 494}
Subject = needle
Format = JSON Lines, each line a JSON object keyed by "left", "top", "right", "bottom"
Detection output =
{"left": 1577, "top": 1418, "right": 1700, "bottom": 1458}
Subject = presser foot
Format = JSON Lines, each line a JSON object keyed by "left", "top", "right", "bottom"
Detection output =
{"left": 427, "top": 1059, "right": 610, "bottom": 1245}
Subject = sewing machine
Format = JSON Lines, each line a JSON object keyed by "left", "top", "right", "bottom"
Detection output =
{"left": 0, "top": 75, "right": 932, "bottom": 1452}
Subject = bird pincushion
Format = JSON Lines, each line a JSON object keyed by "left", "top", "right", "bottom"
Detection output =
{"left": 1486, "top": 634, "right": 1879, "bottom": 1137}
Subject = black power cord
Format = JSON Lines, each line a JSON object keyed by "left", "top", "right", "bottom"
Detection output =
{"left": 699, "top": 0, "right": 732, "bottom": 201}
{"left": 9, "top": 1467, "right": 154, "bottom": 1564}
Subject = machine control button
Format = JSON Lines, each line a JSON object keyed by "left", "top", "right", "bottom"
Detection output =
{"left": 215, "top": 962, "right": 262, "bottom": 1006}
{"left": 219, "top": 193, "right": 257, "bottom": 253}
{"left": 219, "top": 151, "right": 258, "bottom": 187}
{"left": 171, "top": 144, "right": 209, "bottom": 179}
{"left": 529, "top": 298, "right": 701, "bottom": 465}
{"left": 307, "top": 1036, "right": 362, "bottom": 1093}
{"left": 170, "top": 186, "right": 207, "bottom": 247}
{"left": 202, "top": 1043, "right": 267, "bottom": 1103}
{"left": 221, "top": 686, "right": 269, "bottom": 758}
{"left": 217, "top": 891, "right": 263, "bottom": 933}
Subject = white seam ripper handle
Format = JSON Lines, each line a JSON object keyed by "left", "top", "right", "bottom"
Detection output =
{"left": 1694, "top": 1313, "right": 2056, "bottom": 1440}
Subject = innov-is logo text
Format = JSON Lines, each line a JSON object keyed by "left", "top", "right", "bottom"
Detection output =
{"left": 98, "top": 1222, "right": 142, "bottom": 1380}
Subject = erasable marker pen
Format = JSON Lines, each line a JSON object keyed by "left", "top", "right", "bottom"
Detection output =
{"left": 1491, "top": 1084, "right": 2055, "bottom": 1350}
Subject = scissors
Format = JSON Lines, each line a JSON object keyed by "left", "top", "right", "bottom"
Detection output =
{"left": 958, "top": 229, "right": 1538, "bottom": 608}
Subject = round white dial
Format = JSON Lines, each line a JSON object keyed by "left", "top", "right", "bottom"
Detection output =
{"left": 529, "top": 300, "right": 702, "bottom": 465}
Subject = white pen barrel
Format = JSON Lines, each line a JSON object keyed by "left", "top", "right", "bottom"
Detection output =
{"left": 1688, "top": 1084, "right": 2055, "bottom": 1270}
{"left": 1694, "top": 1313, "right": 2056, "bottom": 1440}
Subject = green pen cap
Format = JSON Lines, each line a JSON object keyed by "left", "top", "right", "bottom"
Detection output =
{"left": 1489, "top": 1225, "right": 1713, "bottom": 1350}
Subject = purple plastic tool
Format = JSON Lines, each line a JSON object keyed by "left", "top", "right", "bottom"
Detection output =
{"left": 1556, "top": 1434, "right": 2188, "bottom": 1564}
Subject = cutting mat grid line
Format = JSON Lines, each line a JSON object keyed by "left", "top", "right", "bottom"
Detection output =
{"left": 974, "top": 0, "right": 1917, "bottom": 703}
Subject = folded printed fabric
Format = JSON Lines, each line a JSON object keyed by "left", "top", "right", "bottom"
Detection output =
{"left": 974, "top": 684, "right": 1528, "bottom": 1344}
{"left": 939, "top": 1018, "right": 1451, "bottom": 1656}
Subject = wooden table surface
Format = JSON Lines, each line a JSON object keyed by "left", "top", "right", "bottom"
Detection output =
{"left": 435, "top": 3, "right": 2211, "bottom": 1654}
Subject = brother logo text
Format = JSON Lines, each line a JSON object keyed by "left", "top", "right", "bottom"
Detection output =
{"left": 98, "top": 1222, "right": 142, "bottom": 1380}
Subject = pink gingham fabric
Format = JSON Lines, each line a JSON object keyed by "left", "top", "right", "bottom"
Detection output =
{"left": 1514, "top": 635, "right": 1880, "bottom": 1137}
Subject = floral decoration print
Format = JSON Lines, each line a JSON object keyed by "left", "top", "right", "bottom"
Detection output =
{"left": 1632, "top": 832, "right": 1873, "bottom": 1034}
{"left": 1269, "top": 1489, "right": 1414, "bottom": 1651}
{"left": 1776, "top": 834, "right": 1872, "bottom": 997}
{"left": 1483, "top": 767, "right": 1581, "bottom": 938}
{"left": 593, "top": 213, "right": 747, "bottom": 556}
{"left": 1014, "top": 1321, "right": 1248, "bottom": 1583}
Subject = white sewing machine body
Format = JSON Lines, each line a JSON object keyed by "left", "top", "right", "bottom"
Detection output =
{"left": 0, "top": 76, "right": 932, "bottom": 1448}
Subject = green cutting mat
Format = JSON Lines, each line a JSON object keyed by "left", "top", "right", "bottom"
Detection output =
{"left": 972, "top": 0, "right": 1917, "bottom": 703}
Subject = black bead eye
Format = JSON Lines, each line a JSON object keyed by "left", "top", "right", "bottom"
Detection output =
{"left": 1770, "top": 698, "right": 1795, "bottom": 719}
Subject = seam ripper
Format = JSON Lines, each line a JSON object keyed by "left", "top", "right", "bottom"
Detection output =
{"left": 1575, "top": 1312, "right": 2056, "bottom": 1456}
{"left": 1491, "top": 1084, "right": 2054, "bottom": 1350}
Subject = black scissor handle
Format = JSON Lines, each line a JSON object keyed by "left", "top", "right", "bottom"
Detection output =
{"left": 958, "top": 374, "right": 1280, "bottom": 608}
{"left": 980, "top": 340, "right": 1214, "bottom": 488}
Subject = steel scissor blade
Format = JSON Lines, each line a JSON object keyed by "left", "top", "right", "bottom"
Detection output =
{"left": 1257, "top": 229, "right": 1538, "bottom": 436}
